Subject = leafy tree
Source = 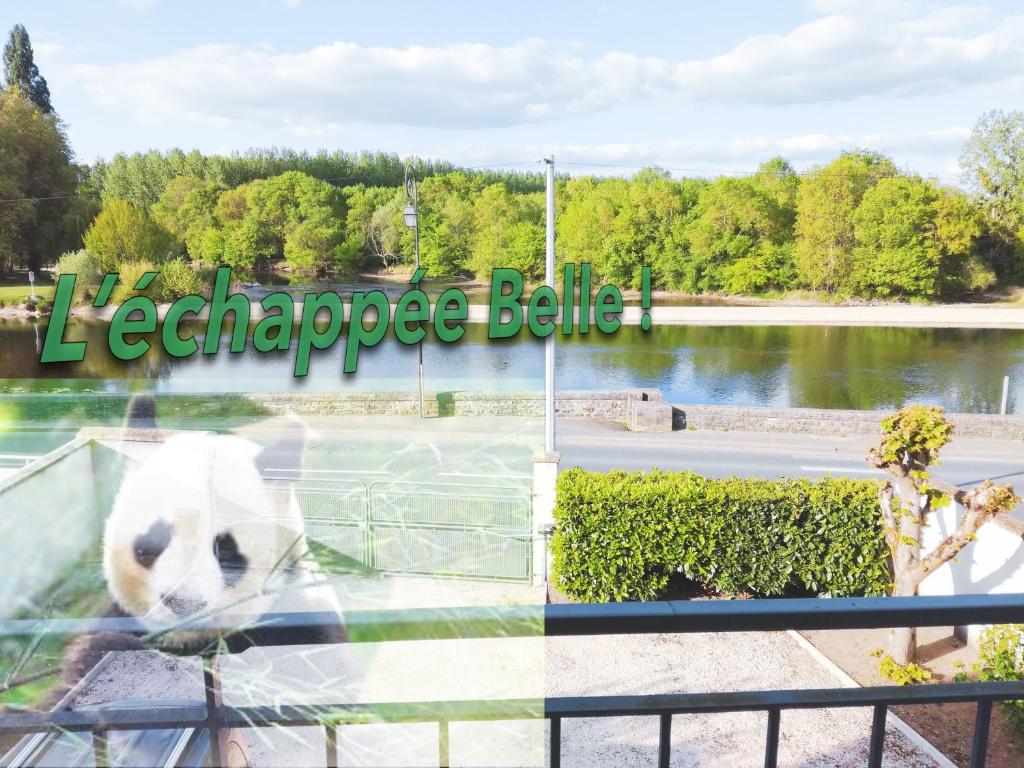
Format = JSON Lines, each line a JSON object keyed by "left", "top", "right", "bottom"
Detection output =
{"left": 602, "top": 169, "right": 696, "bottom": 290}
{"left": 2, "top": 24, "right": 51, "bottom": 114}
{"left": 53, "top": 248, "right": 103, "bottom": 302}
{"left": 850, "top": 176, "right": 941, "bottom": 299}
{"left": 195, "top": 171, "right": 346, "bottom": 275}
{"left": 931, "top": 186, "right": 995, "bottom": 296}
{"left": 417, "top": 172, "right": 484, "bottom": 276}
{"left": 960, "top": 110, "right": 1024, "bottom": 241}
{"left": 151, "top": 175, "right": 203, "bottom": 239}
{"left": 151, "top": 176, "right": 225, "bottom": 263}
{"left": 158, "top": 256, "right": 205, "bottom": 299}
{"left": 97, "top": 149, "right": 217, "bottom": 209}
{"left": 470, "top": 184, "right": 545, "bottom": 279}
{"left": 867, "top": 405, "right": 1023, "bottom": 664}
{"left": 721, "top": 242, "right": 797, "bottom": 295}
{"left": 83, "top": 199, "right": 179, "bottom": 270}
{"left": 206, "top": 182, "right": 275, "bottom": 270}
{"left": 795, "top": 151, "right": 897, "bottom": 292}
{"left": 557, "top": 176, "right": 629, "bottom": 276}
{"left": 753, "top": 156, "right": 799, "bottom": 226}
{"left": 686, "top": 167, "right": 795, "bottom": 294}
{"left": 0, "top": 89, "right": 75, "bottom": 272}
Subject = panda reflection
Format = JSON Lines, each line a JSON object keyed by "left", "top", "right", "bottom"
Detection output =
{"left": 59, "top": 401, "right": 346, "bottom": 698}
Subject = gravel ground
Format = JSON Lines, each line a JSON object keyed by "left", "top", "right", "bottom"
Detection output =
{"left": 67, "top": 630, "right": 942, "bottom": 767}
{"left": 546, "top": 631, "right": 938, "bottom": 768}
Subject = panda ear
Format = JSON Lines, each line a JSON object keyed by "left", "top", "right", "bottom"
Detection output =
{"left": 255, "top": 419, "right": 307, "bottom": 479}
{"left": 124, "top": 394, "right": 158, "bottom": 430}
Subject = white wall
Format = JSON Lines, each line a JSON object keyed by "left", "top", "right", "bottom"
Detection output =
{"left": 918, "top": 500, "right": 1024, "bottom": 646}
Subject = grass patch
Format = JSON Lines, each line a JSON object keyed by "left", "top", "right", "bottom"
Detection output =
{"left": 0, "top": 284, "right": 55, "bottom": 305}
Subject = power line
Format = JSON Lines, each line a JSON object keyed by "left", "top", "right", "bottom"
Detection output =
{"left": 0, "top": 193, "right": 87, "bottom": 205}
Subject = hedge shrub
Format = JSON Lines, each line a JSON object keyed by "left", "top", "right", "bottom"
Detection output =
{"left": 551, "top": 468, "right": 891, "bottom": 602}
{"left": 975, "top": 624, "right": 1024, "bottom": 720}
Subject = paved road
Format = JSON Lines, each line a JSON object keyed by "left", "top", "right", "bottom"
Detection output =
{"left": 557, "top": 421, "right": 1024, "bottom": 493}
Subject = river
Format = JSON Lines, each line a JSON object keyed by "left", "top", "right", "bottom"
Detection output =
{"left": 0, "top": 320, "right": 1020, "bottom": 414}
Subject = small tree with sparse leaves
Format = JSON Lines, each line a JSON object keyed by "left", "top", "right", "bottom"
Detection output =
{"left": 868, "top": 405, "right": 1022, "bottom": 664}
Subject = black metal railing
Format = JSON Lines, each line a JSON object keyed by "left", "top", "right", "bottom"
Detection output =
{"left": 1, "top": 593, "right": 1022, "bottom": 768}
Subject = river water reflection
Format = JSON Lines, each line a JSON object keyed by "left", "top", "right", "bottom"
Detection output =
{"left": 0, "top": 320, "right": 1019, "bottom": 414}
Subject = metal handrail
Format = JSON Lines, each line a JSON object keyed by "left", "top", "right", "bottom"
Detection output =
{"left": 1, "top": 594, "right": 1022, "bottom": 768}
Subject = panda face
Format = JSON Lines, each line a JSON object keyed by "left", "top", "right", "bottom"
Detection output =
{"left": 103, "top": 432, "right": 306, "bottom": 630}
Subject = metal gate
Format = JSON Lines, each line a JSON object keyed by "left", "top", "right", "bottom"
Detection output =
{"left": 231, "top": 475, "right": 534, "bottom": 582}
{"left": 368, "top": 481, "right": 533, "bottom": 581}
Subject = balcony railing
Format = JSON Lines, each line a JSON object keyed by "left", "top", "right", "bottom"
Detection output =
{"left": 0, "top": 593, "right": 1022, "bottom": 768}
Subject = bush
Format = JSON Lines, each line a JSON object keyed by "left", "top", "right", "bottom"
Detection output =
{"left": 53, "top": 249, "right": 104, "bottom": 302}
{"left": 551, "top": 468, "right": 891, "bottom": 602}
{"left": 975, "top": 624, "right": 1024, "bottom": 720}
{"left": 111, "top": 260, "right": 161, "bottom": 305}
{"left": 872, "top": 649, "right": 932, "bottom": 685}
{"left": 84, "top": 199, "right": 179, "bottom": 270}
{"left": 159, "top": 257, "right": 205, "bottom": 300}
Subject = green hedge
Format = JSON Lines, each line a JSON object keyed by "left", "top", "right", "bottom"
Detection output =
{"left": 551, "top": 468, "right": 891, "bottom": 602}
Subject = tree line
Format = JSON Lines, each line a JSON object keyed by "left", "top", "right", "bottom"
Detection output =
{"left": 1, "top": 23, "right": 1023, "bottom": 301}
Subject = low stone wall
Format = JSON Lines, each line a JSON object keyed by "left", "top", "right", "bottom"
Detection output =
{"left": 674, "top": 405, "right": 1024, "bottom": 441}
{"left": 248, "top": 389, "right": 660, "bottom": 420}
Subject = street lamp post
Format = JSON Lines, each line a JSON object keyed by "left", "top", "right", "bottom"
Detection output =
{"left": 544, "top": 157, "right": 555, "bottom": 454}
{"left": 404, "top": 166, "right": 425, "bottom": 418}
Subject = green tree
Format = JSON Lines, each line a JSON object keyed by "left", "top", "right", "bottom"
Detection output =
{"left": 83, "top": 198, "right": 179, "bottom": 270}
{"left": 97, "top": 149, "right": 216, "bottom": 209}
{"left": 558, "top": 176, "right": 629, "bottom": 275}
{"left": 686, "top": 164, "right": 796, "bottom": 294}
{"left": 867, "top": 405, "right": 1021, "bottom": 664}
{"left": 469, "top": 184, "right": 545, "bottom": 279}
{"left": 418, "top": 172, "right": 484, "bottom": 276}
{"left": 53, "top": 248, "right": 103, "bottom": 302}
{"left": 931, "top": 186, "right": 995, "bottom": 296}
{"left": 197, "top": 171, "right": 346, "bottom": 274}
{"left": 850, "top": 176, "right": 941, "bottom": 299}
{"left": 2, "top": 24, "right": 51, "bottom": 114}
{"left": 151, "top": 176, "right": 225, "bottom": 263}
{"left": 795, "top": 151, "right": 897, "bottom": 293}
{"left": 960, "top": 110, "right": 1024, "bottom": 281}
{"left": 960, "top": 110, "right": 1024, "bottom": 240}
{"left": 602, "top": 169, "right": 696, "bottom": 290}
{"left": 0, "top": 89, "right": 75, "bottom": 272}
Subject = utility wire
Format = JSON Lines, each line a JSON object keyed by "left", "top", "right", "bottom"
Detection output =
{"left": 0, "top": 194, "right": 87, "bottom": 204}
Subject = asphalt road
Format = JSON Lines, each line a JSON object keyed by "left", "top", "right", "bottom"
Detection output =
{"left": 557, "top": 421, "right": 1024, "bottom": 493}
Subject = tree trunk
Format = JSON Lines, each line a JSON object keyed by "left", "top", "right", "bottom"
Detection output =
{"left": 889, "top": 471, "right": 924, "bottom": 665}
{"left": 890, "top": 578, "right": 919, "bottom": 664}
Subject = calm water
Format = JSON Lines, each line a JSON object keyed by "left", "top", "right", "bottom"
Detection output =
{"left": 0, "top": 320, "right": 1021, "bottom": 414}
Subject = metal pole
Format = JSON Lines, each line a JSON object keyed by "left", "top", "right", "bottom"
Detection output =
{"left": 544, "top": 157, "right": 555, "bottom": 454}
{"left": 415, "top": 180, "right": 424, "bottom": 419}
{"left": 1000, "top": 375, "right": 1009, "bottom": 416}
{"left": 405, "top": 164, "right": 425, "bottom": 419}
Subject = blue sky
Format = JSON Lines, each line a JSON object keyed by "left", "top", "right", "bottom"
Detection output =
{"left": 9, "top": 0, "right": 1024, "bottom": 182}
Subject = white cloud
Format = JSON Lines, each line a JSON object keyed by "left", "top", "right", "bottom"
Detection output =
{"left": 57, "top": 3, "right": 1024, "bottom": 131}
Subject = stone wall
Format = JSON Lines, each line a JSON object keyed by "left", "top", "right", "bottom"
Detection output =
{"left": 248, "top": 389, "right": 660, "bottom": 420}
{"left": 674, "top": 404, "right": 1024, "bottom": 441}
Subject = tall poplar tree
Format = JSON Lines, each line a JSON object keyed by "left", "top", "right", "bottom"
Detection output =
{"left": 2, "top": 24, "right": 52, "bottom": 114}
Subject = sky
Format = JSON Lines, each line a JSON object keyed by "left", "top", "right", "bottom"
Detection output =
{"left": 8, "top": 0, "right": 1024, "bottom": 182}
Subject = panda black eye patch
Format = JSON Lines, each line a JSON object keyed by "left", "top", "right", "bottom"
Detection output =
{"left": 213, "top": 532, "right": 248, "bottom": 587}
{"left": 133, "top": 520, "right": 172, "bottom": 569}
